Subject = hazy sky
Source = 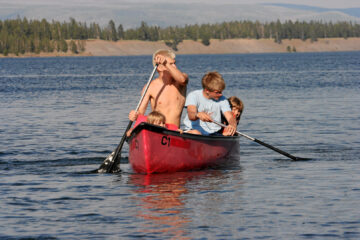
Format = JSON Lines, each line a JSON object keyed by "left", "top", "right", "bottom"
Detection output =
{"left": 147, "top": 0, "right": 360, "bottom": 8}
{"left": 248, "top": 0, "right": 359, "bottom": 8}
{"left": 2, "top": 0, "right": 360, "bottom": 8}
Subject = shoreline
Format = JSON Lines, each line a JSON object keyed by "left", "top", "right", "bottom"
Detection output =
{"left": 1, "top": 38, "right": 360, "bottom": 58}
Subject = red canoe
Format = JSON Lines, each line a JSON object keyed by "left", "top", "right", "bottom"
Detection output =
{"left": 127, "top": 122, "right": 240, "bottom": 174}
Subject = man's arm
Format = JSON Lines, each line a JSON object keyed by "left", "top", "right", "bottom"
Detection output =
{"left": 168, "top": 68, "right": 188, "bottom": 86}
{"left": 128, "top": 84, "right": 151, "bottom": 121}
{"left": 137, "top": 86, "right": 151, "bottom": 115}
{"left": 156, "top": 55, "right": 188, "bottom": 85}
{"left": 223, "top": 111, "right": 237, "bottom": 136}
{"left": 187, "top": 105, "right": 213, "bottom": 122}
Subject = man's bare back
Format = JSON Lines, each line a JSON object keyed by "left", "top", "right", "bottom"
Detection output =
{"left": 129, "top": 50, "right": 188, "bottom": 127}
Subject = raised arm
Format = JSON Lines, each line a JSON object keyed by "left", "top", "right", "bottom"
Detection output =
{"left": 168, "top": 67, "right": 188, "bottom": 86}
{"left": 155, "top": 55, "right": 188, "bottom": 85}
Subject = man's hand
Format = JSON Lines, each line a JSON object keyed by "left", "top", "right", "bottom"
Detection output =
{"left": 128, "top": 110, "right": 138, "bottom": 122}
{"left": 222, "top": 111, "right": 237, "bottom": 136}
{"left": 223, "top": 125, "right": 236, "bottom": 136}
{"left": 196, "top": 112, "right": 213, "bottom": 122}
{"left": 154, "top": 54, "right": 188, "bottom": 85}
{"left": 155, "top": 55, "right": 167, "bottom": 66}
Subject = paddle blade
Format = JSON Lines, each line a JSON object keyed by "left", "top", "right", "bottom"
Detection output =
{"left": 97, "top": 151, "right": 121, "bottom": 173}
{"left": 253, "top": 138, "right": 310, "bottom": 161}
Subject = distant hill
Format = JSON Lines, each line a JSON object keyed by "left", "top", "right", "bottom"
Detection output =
{"left": 0, "top": 1, "right": 359, "bottom": 28}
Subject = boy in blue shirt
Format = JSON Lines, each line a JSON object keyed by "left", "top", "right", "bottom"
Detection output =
{"left": 183, "top": 71, "right": 237, "bottom": 136}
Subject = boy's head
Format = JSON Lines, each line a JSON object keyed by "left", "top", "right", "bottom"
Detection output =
{"left": 228, "top": 96, "right": 244, "bottom": 121}
{"left": 152, "top": 49, "right": 176, "bottom": 67}
{"left": 147, "top": 111, "right": 166, "bottom": 127}
{"left": 202, "top": 71, "right": 225, "bottom": 100}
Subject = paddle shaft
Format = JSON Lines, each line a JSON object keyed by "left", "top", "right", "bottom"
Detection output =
{"left": 106, "top": 64, "right": 158, "bottom": 172}
{"left": 213, "top": 120, "right": 300, "bottom": 161}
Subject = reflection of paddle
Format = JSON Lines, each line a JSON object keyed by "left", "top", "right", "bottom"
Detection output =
{"left": 213, "top": 120, "right": 309, "bottom": 161}
{"left": 97, "top": 65, "right": 158, "bottom": 173}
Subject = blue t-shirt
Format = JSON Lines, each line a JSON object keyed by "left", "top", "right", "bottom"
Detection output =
{"left": 183, "top": 89, "right": 231, "bottom": 135}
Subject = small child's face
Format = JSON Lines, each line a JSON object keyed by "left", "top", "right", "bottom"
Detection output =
{"left": 232, "top": 107, "right": 241, "bottom": 119}
{"left": 153, "top": 120, "right": 165, "bottom": 127}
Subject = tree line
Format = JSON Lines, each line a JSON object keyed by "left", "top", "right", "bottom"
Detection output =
{"left": 1, "top": 17, "right": 360, "bottom": 55}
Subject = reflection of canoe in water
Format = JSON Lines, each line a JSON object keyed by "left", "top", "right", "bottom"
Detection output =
{"left": 127, "top": 122, "right": 240, "bottom": 174}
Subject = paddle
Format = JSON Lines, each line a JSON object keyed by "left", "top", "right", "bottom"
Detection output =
{"left": 97, "top": 65, "right": 158, "bottom": 173}
{"left": 212, "top": 120, "right": 309, "bottom": 161}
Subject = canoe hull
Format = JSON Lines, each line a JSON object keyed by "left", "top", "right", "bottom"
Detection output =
{"left": 128, "top": 123, "right": 240, "bottom": 174}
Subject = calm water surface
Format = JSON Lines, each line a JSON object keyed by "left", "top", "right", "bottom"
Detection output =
{"left": 1, "top": 52, "right": 359, "bottom": 239}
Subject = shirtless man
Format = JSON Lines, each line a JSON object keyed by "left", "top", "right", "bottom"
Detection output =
{"left": 129, "top": 49, "right": 188, "bottom": 127}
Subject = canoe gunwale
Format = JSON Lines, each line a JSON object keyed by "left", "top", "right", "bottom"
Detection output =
{"left": 127, "top": 122, "right": 240, "bottom": 142}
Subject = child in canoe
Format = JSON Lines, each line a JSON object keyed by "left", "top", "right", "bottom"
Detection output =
{"left": 146, "top": 110, "right": 166, "bottom": 127}
{"left": 183, "top": 71, "right": 237, "bottom": 136}
{"left": 127, "top": 111, "right": 183, "bottom": 136}
{"left": 227, "top": 96, "right": 244, "bottom": 126}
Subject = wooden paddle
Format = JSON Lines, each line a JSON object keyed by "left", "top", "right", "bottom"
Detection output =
{"left": 212, "top": 120, "right": 309, "bottom": 161}
{"left": 97, "top": 65, "right": 158, "bottom": 173}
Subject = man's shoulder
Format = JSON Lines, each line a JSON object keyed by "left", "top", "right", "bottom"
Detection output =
{"left": 150, "top": 78, "right": 162, "bottom": 85}
{"left": 148, "top": 78, "right": 162, "bottom": 89}
{"left": 171, "top": 78, "right": 188, "bottom": 90}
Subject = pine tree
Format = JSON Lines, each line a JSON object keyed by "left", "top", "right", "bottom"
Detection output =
{"left": 70, "top": 40, "right": 78, "bottom": 53}
{"left": 60, "top": 39, "right": 68, "bottom": 52}
{"left": 117, "top": 24, "right": 124, "bottom": 40}
{"left": 108, "top": 20, "right": 118, "bottom": 41}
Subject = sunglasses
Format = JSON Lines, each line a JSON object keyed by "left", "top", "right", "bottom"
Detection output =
{"left": 208, "top": 89, "right": 222, "bottom": 94}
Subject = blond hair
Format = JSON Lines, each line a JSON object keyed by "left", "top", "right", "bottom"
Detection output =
{"left": 201, "top": 71, "right": 225, "bottom": 92}
{"left": 147, "top": 111, "right": 166, "bottom": 125}
{"left": 152, "top": 49, "right": 176, "bottom": 67}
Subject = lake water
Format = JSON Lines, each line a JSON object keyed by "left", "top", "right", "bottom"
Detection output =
{"left": 1, "top": 52, "right": 359, "bottom": 239}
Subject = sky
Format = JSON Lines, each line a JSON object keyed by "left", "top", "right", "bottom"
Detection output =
{"left": 153, "top": 0, "right": 360, "bottom": 8}
{"left": 2, "top": 0, "right": 360, "bottom": 8}
{"left": 251, "top": 0, "right": 360, "bottom": 8}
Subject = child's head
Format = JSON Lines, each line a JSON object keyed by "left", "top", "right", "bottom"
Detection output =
{"left": 147, "top": 111, "right": 166, "bottom": 127}
{"left": 202, "top": 71, "right": 225, "bottom": 100}
{"left": 202, "top": 71, "right": 225, "bottom": 92}
{"left": 228, "top": 96, "right": 244, "bottom": 122}
{"left": 152, "top": 49, "right": 176, "bottom": 67}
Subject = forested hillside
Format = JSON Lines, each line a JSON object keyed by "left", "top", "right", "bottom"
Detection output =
{"left": 1, "top": 17, "right": 360, "bottom": 56}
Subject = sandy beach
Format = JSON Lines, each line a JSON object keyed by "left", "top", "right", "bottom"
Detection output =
{"left": 2, "top": 38, "right": 360, "bottom": 57}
